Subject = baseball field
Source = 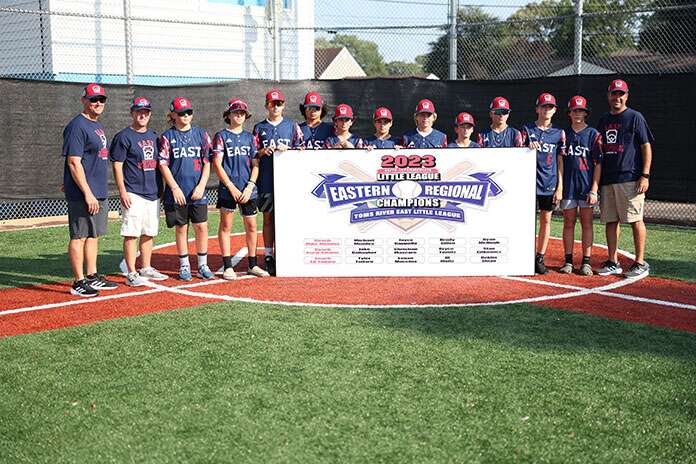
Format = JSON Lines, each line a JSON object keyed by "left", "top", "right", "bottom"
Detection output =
{"left": 1, "top": 214, "right": 695, "bottom": 463}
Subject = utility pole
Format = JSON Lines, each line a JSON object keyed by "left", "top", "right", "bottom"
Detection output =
{"left": 448, "top": 0, "right": 458, "bottom": 80}
{"left": 123, "top": 0, "right": 134, "bottom": 85}
{"left": 574, "top": 0, "right": 583, "bottom": 75}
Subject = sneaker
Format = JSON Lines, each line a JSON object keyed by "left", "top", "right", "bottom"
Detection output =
{"left": 624, "top": 261, "right": 650, "bottom": 278}
{"left": 222, "top": 267, "right": 237, "bottom": 280}
{"left": 70, "top": 279, "right": 99, "bottom": 297}
{"left": 264, "top": 256, "right": 276, "bottom": 276}
{"left": 596, "top": 260, "right": 623, "bottom": 276}
{"left": 197, "top": 264, "right": 215, "bottom": 280}
{"left": 86, "top": 273, "right": 118, "bottom": 290}
{"left": 579, "top": 263, "right": 593, "bottom": 276}
{"left": 139, "top": 267, "right": 168, "bottom": 281}
{"left": 558, "top": 262, "right": 574, "bottom": 274}
{"left": 125, "top": 272, "right": 148, "bottom": 287}
{"left": 179, "top": 265, "right": 192, "bottom": 281}
{"left": 534, "top": 260, "right": 548, "bottom": 275}
{"left": 247, "top": 265, "right": 270, "bottom": 277}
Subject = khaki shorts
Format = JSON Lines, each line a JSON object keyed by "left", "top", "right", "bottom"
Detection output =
{"left": 600, "top": 181, "right": 645, "bottom": 224}
{"left": 120, "top": 193, "right": 160, "bottom": 237}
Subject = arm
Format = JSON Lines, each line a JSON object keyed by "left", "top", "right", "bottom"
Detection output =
{"left": 68, "top": 156, "right": 99, "bottom": 214}
{"left": 554, "top": 155, "right": 564, "bottom": 204}
{"left": 238, "top": 158, "right": 259, "bottom": 204}
{"left": 191, "top": 161, "right": 210, "bottom": 201}
{"left": 212, "top": 155, "right": 242, "bottom": 202}
{"left": 588, "top": 162, "right": 601, "bottom": 205}
{"left": 637, "top": 143, "right": 652, "bottom": 194}
{"left": 158, "top": 164, "right": 186, "bottom": 206}
{"left": 112, "top": 161, "right": 131, "bottom": 209}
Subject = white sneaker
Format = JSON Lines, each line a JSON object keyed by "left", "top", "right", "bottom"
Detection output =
{"left": 126, "top": 272, "right": 148, "bottom": 287}
{"left": 247, "top": 265, "right": 270, "bottom": 277}
{"left": 222, "top": 267, "right": 237, "bottom": 280}
{"left": 139, "top": 266, "right": 168, "bottom": 281}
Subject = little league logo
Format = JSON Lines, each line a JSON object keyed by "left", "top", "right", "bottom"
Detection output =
{"left": 311, "top": 159, "right": 502, "bottom": 232}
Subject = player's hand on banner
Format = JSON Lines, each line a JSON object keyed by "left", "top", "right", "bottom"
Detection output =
{"left": 119, "top": 191, "right": 132, "bottom": 210}
{"left": 637, "top": 177, "right": 649, "bottom": 194}
{"left": 276, "top": 143, "right": 289, "bottom": 152}
{"left": 261, "top": 147, "right": 275, "bottom": 157}
{"left": 366, "top": 145, "right": 374, "bottom": 151}
{"left": 85, "top": 192, "right": 100, "bottom": 215}
{"left": 394, "top": 145, "right": 403, "bottom": 150}
{"left": 528, "top": 140, "right": 541, "bottom": 150}
{"left": 343, "top": 141, "right": 355, "bottom": 149}
{"left": 191, "top": 185, "right": 205, "bottom": 201}
{"left": 172, "top": 186, "right": 186, "bottom": 205}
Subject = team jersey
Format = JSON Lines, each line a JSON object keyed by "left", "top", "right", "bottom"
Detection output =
{"left": 477, "top": 127, "right": 523, "bottom": 148}
{"left": 400, "top": 129, "right": 447, "bottom": 148}
{"left": 62, "top": 114, "right": 110, "bottom": 201}
{"left": 521, "top": 123, "right": 567, "bottom": 196}
{"left": 364, "top": 135, "right": 400, "bottom": 149}
{"left": 324, "top": 134, "right": 365, "bottom": 149}
{"left": 299, "top": 121, "right": 333, "bottom": 149}
{"left": 158, "top": 126, "right": 211, "bottom": 206}
{"left": 212, "top": 128, "right": 257, "bottom": 202}
{"left": 447, "top": 140, "right": 481, "bottom": 148}
{"left": 597, "top": 108, "right": 654, "bottom": 185}
{"left": 253, "top": 118, "right": 304, "bottom": 194}
{"left": 562, "top": 126, "right": 603, "bottom": 200}
{"left": 109, "top": 127, "right": 160, "bottom": 201}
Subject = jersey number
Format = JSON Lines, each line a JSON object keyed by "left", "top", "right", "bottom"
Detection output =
{"left": 193, "top": 159, "right": 202, "bottom": 171}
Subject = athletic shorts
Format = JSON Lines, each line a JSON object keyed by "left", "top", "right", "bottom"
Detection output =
{"left": 68, "top": 199, "right": 108, "bottom": 239}
{"left": 257, "top": 193, "right": 274, "bottom": 213}
{"left": 600, "top": 181, "right": 644, "bottom": 224}
{"left": 536, "top": 195, "right": 555, "bottom": 212}
{"left": 561, "top": 199, "right": 593, "bottom": 210}
{"left": 120, "top": 193, "right": 160, "bottom": 237}
{"left": 164, "top": 203, "right": 208, "bottom": 227}
{"left": 217, "top": 197, "right": 258, "bottom": 217}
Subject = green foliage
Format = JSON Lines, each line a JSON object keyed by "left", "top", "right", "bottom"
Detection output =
{"left": 640, "top": 0, "right": 696, "bottom": 54}
{"left": 385, "top": 60, "right": 424, "bottom": 76}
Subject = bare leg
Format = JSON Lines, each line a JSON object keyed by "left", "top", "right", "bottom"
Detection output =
{"left": 631, "top": 220, "right": 647, "bottom": 263}
{"left": 606, "top": 221, "right": 620, "bottom": 263}
{"left": 536, "top": 210, "right": 552, "bottom": 254}
{"left": 243, "top": 214, "right": 258, "bottom": 259}
{"left": 175, "top": 224, "right": 189, "bottom": 257}
{"left": 263, "top": 211, "right": 275, "bottom": 253}
{"left": 84, "top": 237, "right": 99, "bottom": 275}
{"left": 562, "top": 208, "right": 577, "bottom": 256}
{"left": 218, "top": 210, "right": 234, "bottom": 258}
{"left": 139, "top": 235, "right": 154, "bottom": 269}
{"left": 123, "top": 236, "right": 138, "bottom": 273}
{"left": 579, "top": 207, "right": 594, "bottom": 258}
{"left": 68, "top": 238, "right": 87, "bottom": 281}
{"left": 192, "top": 222, "right": 209, "bottom": 255}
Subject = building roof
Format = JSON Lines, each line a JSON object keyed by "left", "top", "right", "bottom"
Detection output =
{"left": 315, "top": 47, "right": 343, "bottom": 78}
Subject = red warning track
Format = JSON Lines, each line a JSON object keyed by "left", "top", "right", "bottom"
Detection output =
{"left": 1, "top": 234, "right": 695, "bottom": 337}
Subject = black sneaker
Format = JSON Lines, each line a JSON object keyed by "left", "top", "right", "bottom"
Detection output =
{"left": 70, "top": 279, "right": 99, "bottom": 298}
{"left": 86, "top": 273, "right": 118, "bottom": 290}
{"left": 535, "top": 259, "right": 548, "bottom": 275}
{"left": 264, "top": 256, "right": 276, "bottom": 276}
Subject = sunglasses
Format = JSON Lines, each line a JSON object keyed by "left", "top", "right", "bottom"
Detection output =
{"left": 492, "top": 109, "right": 510, "bottom": 115}
{"left": 610, "top": 91, "right": 627, "bottom": 96}
{"left": 88, "top": 96, "right": 107, "bottom": 104}
{"left": 268, "top": 101, "right": 285, "bottom": 107}
{"left": 374, "top": 118, "right": 392, "bottom": 124}
{"left": 176, "top": 110, "right": 194, "bottom": 116}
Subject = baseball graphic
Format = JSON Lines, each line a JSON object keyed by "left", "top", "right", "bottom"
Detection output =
{"left": 392, "top": 180, "right": 422, "bottom": 200}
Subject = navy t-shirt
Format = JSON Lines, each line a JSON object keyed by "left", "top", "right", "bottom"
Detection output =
{"left": 324, "top": 134, "right": 365, "bottom": 149}
{"left": 597, "top": 108, "right": 654, "bottom": 185}
{"left": 521, "top": 123, "right": 566, "bottom": 195}
{"left": 62, "top": 114, "right": 110, "bottom": 201}
{"left": 400, "top": 129, "right": 447, "bottom": 148}
{"left": 253, "top": 118, "right": 304, "bottom": 195}
{"left": 158, "top": 126, "right": 211, "bottom": 206}
{"left": 109, "top": 127, "right": 160, "bottom": 201}
{"left": 562, "top": 126, "right": 603, "bottom": 200}
{"left": 365, "top": 135, "right": 401, "bottom": 149}
{"left": 212, "top": 128, "right": 258, "bottom": 202}
{"left": 447, "top": 140, "right": 481, "bottom": 148}
{"left": 299, "top": 121, "right": 333, "bottom": 149}
{"left": 477, "top": 127, "right": 523, "bottom": 148}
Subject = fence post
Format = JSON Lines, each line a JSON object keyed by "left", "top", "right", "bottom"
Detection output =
{"left": 123, "top": 0, "right": 134, "bottom": 85}
{"left": 271, "top": 0, "right": 280, "bottom": 81}
{"left": 574, "top": 0, "right": 583, "bottom": 75}
{"left": 448, "top": 0, "right": 458, "bottom": 80}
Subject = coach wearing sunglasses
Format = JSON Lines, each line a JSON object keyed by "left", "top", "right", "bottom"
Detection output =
{"left": 61, "top": 83, "right": 118, "bottom": 297}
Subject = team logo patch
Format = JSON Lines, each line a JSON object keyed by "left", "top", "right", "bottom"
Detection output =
{"left": 606, "top": 129, "right": 618, "bottom": 144}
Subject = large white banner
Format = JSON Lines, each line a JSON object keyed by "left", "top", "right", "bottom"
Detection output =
{"left": 274, "top": 148, "right": 536, "bottom": 277}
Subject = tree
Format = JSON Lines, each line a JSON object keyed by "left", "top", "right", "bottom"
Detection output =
{"left": 385, "top": 60, "right": 424, "bottom": 76}
{"left": 315, "top": 34, "right": 387, "bottom": 76}
{"left": 639, "top": 0, "right": 696, "bottom": 54}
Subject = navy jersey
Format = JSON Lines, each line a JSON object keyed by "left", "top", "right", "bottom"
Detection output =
{"left": 447, "top": 140, "right": 481, "bottom": 148}
{"left": 253, "top": 118, "right": 304, "bottom": 194}
{"left": 299, "top": 121, "right": 333, "bottom": 150}
{"left": 597, "top": 108, "right": 654, "bottom": 185}
{"left": 62, "top": 114, "right": 109, "bottom": 201}
{"left": 562, "top": 126, "right": 603, "bottom": 200}
{"left": 212, "top": 128, "right": 257, "bottom": 202}
{"left": 400, "top": 129, "right": 447, "bottom": 148}
{"left": 158, "top": 126, "right": 211, "bottom": 206}
{"left": 365, "top": 135, "right": 400, "bottom": 149}
{"left": 521, "top": 123, "right": 567, "bottom": 195}
{"left": 109, "top": 127, "right": 159, "bottom": 201}
{"left": 477, "top": 127, "right": 523, "bottom": 148}
{"left": 324, "top": 134, "right": 365, "bottom": 149}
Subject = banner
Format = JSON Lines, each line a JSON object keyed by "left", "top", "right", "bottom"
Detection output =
{"left": 274, "top": 148, "right": 536, "bottom": 277}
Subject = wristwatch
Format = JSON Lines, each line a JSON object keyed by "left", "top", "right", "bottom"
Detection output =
{"left": 640, "top": 173, "right": 650, "bottom": 179}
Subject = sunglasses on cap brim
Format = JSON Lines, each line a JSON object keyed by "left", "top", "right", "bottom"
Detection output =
{"left": 176, "top": 110, "right": 194, "bottom": 116}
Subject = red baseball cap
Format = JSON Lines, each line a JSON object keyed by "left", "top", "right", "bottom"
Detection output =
{"left": 415, "top": 99, "right": 436, "bottom": 114}
{"left": 568, "top": 95, "right": 589, "bottom": 112}
{"left": 226, "top": 98, "right": 252, "bottom": 118}
{"left": 490, "top": 97, "right": 510, "bottom": 111}
{"left": 303, "top": 91, "right": 323, "bottom": 107}
{"left": 170, "top": 97, "right": 193, "bottom": 114}
{"left": 333, "top": 104, "right": 354, "bottom": 120}
{"left": 373, "top": 106, "right": 393, "bottom": 121}
{"left": 266, "top": 89, "right": 285, "bottom": 102}
{"left": 455, "top": 112, "right": 475, "bottom": 126}
{"left": 82, "top": 83, "right": 106, "bottom": 99}
{"left": 130, "top": 97, "right": 151, "bottom": 111}
{"left": 536, "top": 92, "right": 557, "bottom": 107}
{"left": 608, "top": 79, "right": 629, "bottom": 93}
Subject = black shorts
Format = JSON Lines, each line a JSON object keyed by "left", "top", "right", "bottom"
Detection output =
{"left": 257, "top": 193, "right": 274, "bottom": 213}
{"left": 164, "top": 203, "right": 208, "bottom": 227}
{"left": 216, "top": 197, "right": 258, "bottom": 217}
{"left": 537, "top": 195, "right": 555, "bottom": 212}
{"left": 68, "top": 199, "right": 109, "bottom": 239}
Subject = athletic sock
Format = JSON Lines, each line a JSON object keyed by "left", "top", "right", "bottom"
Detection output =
{"left": 582, "top": 256, "right": 591, "bottom": 265}
{"left": 179, "top": 255, "right": 190, "bottom": 268}
{"left": 264, "top": 247, "right": 274, "bottom": 257}
{"left": 565, "top": 254, "right": 573, "bottom": 264}
{"left": 223, "top": 255, "right": 233, "bottom": 269}
{"left": 197, "top": 252, "right": 208, "bottom": 269}
{"left": 248, "top": 256, "right": 257, "bottom": 269}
